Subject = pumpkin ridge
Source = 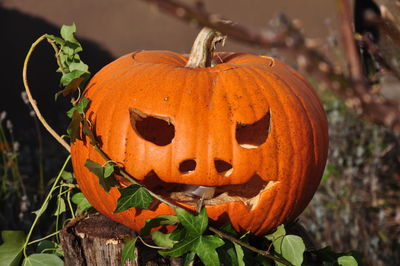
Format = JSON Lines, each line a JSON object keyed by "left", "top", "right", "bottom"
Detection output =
{"left": 263, "top": 70, "right": 308, "bottom": 225}
{"left": 235, "top": 66, "right": 283, "bottom": 231}
{"left": 98, "top": 63, "right": 157, "bottom": 167}
{"left": 280, "top": 71, "right": 328, "bottom": 219}
{"left": 270, "top": 72, "right": 316, "bottom": 221}
{"left": 83, "top": 60, "right": 139, "bottom": 109}
{"left": 245, "top": 65, "right": 295, "bottom": 226}
{"left": 170, "top": 67, "right": 191, "bottom": 181}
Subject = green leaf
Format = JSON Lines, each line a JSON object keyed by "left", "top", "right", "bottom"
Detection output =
{"left": 104, "top": 163, "right": 114, "bottom": 178}
{"left": 277, "top": 235, "right": 305, "bottom": 266}
{"left": 175, "top": 208, "right": 208, "bottom": 237}
{"left": 151, "top": 231, "right": 174, "bottom": 248}
{"left": 60, "top": 24, "right": 77, "bottom": 42}
{"left": 192, "top": 235, "right": 224, "bottom": 266}
{"left": 140, "top": 215, "right": 179, "bottom": 236}
{"left": 337, "top": 256, "right": 358, "bottom": 266}
{"left": 53, "top": 197, "right": 66, "bottom": 216}
{"left": 265, "top": 224, "right": 286, "bottom": 242}
{"left": 71, "top": 192, "right": 92, "bottom": 213}
{"left": 233, "top": 242, "right": 245, "bottom": 266}
{"left": 266, "top": 225, "right": 305, "bottom": 266}
{"left": 120, "top": 237, "right": 137, "bottom": 266}
{"left": 60, "top": 171, "right": 73, "bottom": 180}
{"left": 66, "top": 110, "right": 82, "bottom": 143}
{"left": 169, "top": 225, "right": 187, "bottom": 241}
{"left": 66, "top": 97, "right": 90, "bottom": 118}
{"left": 82, "top": 119, "right": 98, "bottom": 146}
{"left": 219, "top": 244, "right": 239, "bottom": 266}
{"left": 32, "top": 200, "right": 49, "bottom": 217}
{"left": 55, "top": 76, "right": 86, "bottom": 100}
{"left": 45, "top": 34, "right": 65, "bottom": 46}
{"left": 0, "top": 231, "right": 25, "bottom": 266}
{"left": 159, "top": 237, "right": 197, "bottom": 258}
{"left": 22, "top": 254, "right": 63, "bottom": 266}
{"left": 84, "top": 159, "right": 118, "bottom": 192}
{"left": 36, "top": 240, "right": 56, "bottom": 254}
{"left": 220, "top": 223, "right": 238, "bottom": 236}
{"left": 61, "top": 70, "right": 87, "bottom": 87}
{"left": 183, "top": 252, "right": 196, "bottom": 266}
{"left": 114, "top": 185, "right": 153, "bottom": 212}
{"left": 68, "top": 61, "right": 89, "bottom": 72}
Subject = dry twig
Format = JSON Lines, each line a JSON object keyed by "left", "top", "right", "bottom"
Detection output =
{"left": 141, "top": 0, "right": 400, "bottom": 132}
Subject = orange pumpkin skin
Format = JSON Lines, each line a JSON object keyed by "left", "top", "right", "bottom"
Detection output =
{"left": 71, "top": 51, "right": 329, "bottom": 235}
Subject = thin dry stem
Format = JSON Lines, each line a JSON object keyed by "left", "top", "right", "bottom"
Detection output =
{"left": 22, "top": 35, "right": 71, "bottom": 152}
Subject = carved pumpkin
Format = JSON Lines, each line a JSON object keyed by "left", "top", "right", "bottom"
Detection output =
{"left": 71, "top": 28, "right": 328, "bottom": 235}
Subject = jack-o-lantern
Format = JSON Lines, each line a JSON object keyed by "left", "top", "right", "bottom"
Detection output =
{"left": 71, "top": 28, "right": 328, "bottom": 235}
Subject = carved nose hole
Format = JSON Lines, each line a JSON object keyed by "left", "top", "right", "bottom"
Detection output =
{"left": 214, "top": 160, "right": 233, "bottom": 177}
{"left": 179, "top": 159, "right": 197, "bottom": 174}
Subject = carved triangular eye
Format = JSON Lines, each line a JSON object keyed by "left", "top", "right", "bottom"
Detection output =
{"left": 236, "top": 112, "right": 271, "bottom": 149}
{"left": 130, "top": 108, "right": 175, "bottom": 146}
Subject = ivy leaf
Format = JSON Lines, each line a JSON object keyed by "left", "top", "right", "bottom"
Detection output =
{"left": 55, "top": 76, "right": 86, "bottom": 100}
{"left": 192, "top": 235, "right": 224, "bottom": 266}
{"left": 265, "top": 224, "right": 286, "bottom": 242}
{"left": 183, "top": 252, "right": 196, "bottom": 266}
{"left": 104, "top": 163, "right": 114, "bottom": 178}
{"left": 66, "top": 97, "right": 90, "bottom": 118}
{"left": 84, "top": 159, "right": 118, "bottom": 192}
{"left": 71, "top": 192, "right": 92, "bottom": 214}
{"left": 45, "top": 34, "right": 65, "bottom": 46}
{"left": 68, "top": 61, "right": 89, "bottom": 72}
{"left": 233, "top": 242, "right": 245, "bottom": 266}
{"left": 159, "top": 237, "right": 197, "bottom": 258}
{"left": 219, "top": 244, "right": 239, "bottom": 266}
{"left": 53, "top": 197, "right": 66, "bottom": 216}
{"left": 60, "top": 24, "right": 77, "bottom": 42}
{"left": 266, "top": 225, "right": 305, "bottom": 266}
{"left": 61, "top": 70, "right": 87, "bottom": 87}
{"left": 60, "top": 170, "right": 73, "bottom": 180}
{"left": 114, "top": 185, "right": 153, "bottom": 212}
{"left": 151, "top": 231, "right": 174, "bottom": 248}
{"left": 140, "top": 215, "right": 179, "bottom": 236}
{"left": 175, "top": 208, "right": 208, "bottom": 237}
{"left": 32, "top": 200, "right": 49, "bottom": 217}
{"left": 22, "top": 254, "right": 63, "bottom": 266}
{"left": 66, "top": 110, "right": 82, "bottom": 143}
{"left": 82, "top": 118, "right": 98, "bottom": 146}
{"left": 220, "top": 223, "right": 238, "bottom": 236}
{"left": 278, "top": 235, "right": 305, "bottom": 266}
{"left": 169, "top": 225, "right": 187, "bottom": 241}
{"left": 120, "top": 237, "right": 137, "bottom": 266}
{"left": 0, "top": 231, "right": 26, "bottom": 266}
{"left": 337, "top": 256, "right": 358, "bottom": 266}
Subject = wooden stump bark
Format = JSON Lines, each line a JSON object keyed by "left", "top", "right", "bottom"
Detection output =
{"left": 60, "top": 213, "right": 176, "bottom": 266}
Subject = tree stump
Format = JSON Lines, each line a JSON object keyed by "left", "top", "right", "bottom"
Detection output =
{"left": 60, "top": 213, "right": 176, "bottom": 266}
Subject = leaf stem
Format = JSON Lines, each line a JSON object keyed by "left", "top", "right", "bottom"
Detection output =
{"left": 22, "top": 34, "right": 71, "bottom": 152}
{"left": 209, "top": 227, "right": 293, "bottom": 266}
{"left": 92, "top": 145, "right": 176, "bottom": 208}
{"left": 22, "top": 155, "right": 71, "bottom": 258}
{"left": 137, "top": 236, "right": 169, "bottom": 250}
{"left": 27, "top": 230, "right": 61, "bottom": 246}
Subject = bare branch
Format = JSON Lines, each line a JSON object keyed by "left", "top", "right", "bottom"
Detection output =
{"left": 141, "top": 0, "right": 400, "bottom": 133}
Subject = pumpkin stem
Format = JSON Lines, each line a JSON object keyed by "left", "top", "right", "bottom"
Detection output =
{"left": 185, "top": 27, "right": 226, "bottom": 68}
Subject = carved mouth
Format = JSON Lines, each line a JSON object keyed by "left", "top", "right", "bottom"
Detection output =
{"left": 139, "top": 171, "right": 279, "bottom": 209}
